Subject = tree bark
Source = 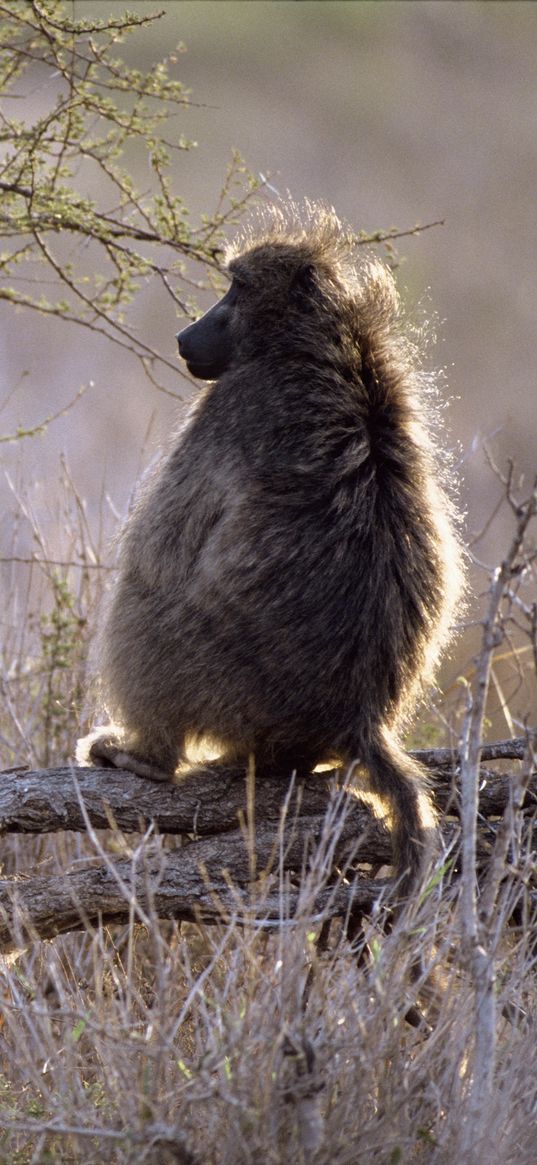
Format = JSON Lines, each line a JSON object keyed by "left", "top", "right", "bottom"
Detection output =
{"left": 1, "top": 746, "right": 535, "bottom": 836}
{"left": 0, "top": 824, "right": 382, "bottom": 953}
{"left": 0, "top": 741, "right": 535, "bottom": 952}
{"left": 0, "top": 763, "right": 392, "bottom": 844}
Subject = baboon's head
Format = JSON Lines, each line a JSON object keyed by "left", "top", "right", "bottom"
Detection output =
{"left": 176, "top": 205, "right": 354, "bottom": 381}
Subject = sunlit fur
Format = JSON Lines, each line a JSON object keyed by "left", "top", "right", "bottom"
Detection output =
{"left": 78, "top": 202, "right": 465, "bottom": 899}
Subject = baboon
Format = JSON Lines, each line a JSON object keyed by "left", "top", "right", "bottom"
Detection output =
{"left": 77, "top": 203, "right": 464, "bottom": 899}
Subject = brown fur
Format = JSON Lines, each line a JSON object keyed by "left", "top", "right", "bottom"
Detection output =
{"left": 77, "top": 203, "right": 464, "bottom": 899}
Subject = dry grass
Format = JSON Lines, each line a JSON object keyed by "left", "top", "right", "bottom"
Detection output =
{"left": 0, "top": 850, "right": 536, "bottom": 1164}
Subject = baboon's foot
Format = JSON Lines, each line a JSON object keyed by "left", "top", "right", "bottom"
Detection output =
{"left": 76, "top": 730, "right": 173, "bottom": 782}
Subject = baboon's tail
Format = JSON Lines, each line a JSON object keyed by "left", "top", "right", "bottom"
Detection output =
{"left": 366, "top": 735, "right": 438, "bottom": 901}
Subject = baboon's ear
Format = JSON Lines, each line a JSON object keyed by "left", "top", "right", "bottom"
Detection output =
{"left": 290, "top": 263, "right": 317, "bottom": 303}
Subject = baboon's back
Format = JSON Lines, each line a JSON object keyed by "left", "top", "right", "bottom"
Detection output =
{"left": 102, "top": 221, "right": 461, "bottom": 764}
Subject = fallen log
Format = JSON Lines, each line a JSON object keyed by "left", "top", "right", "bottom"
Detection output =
{"left": 0, "top": 739, "right": 535, "bottom": 951}
{"left": 0, "top": 822, "right": 383, "bottom": 953}
{"left": 0, "top": 762, "right": 376, "bottom": 837}
{"left": 1, "top": 740, "right": 536, "bottom": 836}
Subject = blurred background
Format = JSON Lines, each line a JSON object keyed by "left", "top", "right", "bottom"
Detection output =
{"left": 2, "top": 0, "right": 536, "bottom": 744}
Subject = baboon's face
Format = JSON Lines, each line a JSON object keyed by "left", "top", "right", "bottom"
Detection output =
{"left": 176, "top": 281, "right": 239, "bottom": 381}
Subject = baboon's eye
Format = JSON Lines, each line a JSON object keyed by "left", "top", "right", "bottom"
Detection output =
{"left": 231, "top": 274, "right": 251, "bottom": 295}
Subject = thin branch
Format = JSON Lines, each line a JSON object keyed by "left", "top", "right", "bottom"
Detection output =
{"left": 0, "top": 383, "right": 88, "bottom": 443}
{"left": 354, "top": 219, "right": 445, "bottom": 247}
{"left": 0, "top": 557, "right": 111, "bottom": 570}
{"left": 411, "top": 734, "right": 536, "bottom": 768}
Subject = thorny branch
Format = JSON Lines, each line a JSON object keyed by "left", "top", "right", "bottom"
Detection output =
{"left": 0, "top": 3, "right": 262, "bottom": 390}
{"left": 0, "top": 4, "right": 449, "bottom": 400}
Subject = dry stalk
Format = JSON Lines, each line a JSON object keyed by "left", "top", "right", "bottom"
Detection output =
{"left": 458, "top": 468, "right": 537, "bottom": 1161}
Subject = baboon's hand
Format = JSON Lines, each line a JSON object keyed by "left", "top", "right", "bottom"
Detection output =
{"left": 76, "top": 731, "right": 173, "bottom": 783}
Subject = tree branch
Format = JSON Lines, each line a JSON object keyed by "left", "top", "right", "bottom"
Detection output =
{"left": 0, "top": 743, "right": 535, "bottom": 952}
{"left": 0, "top": 763, "right": 383, "bottom": 839}
{"left": 1, "top": 748, "right": 535, "bottom": 837}
{"left": 0, "top": 823, "right": 382, "bottom": 953}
